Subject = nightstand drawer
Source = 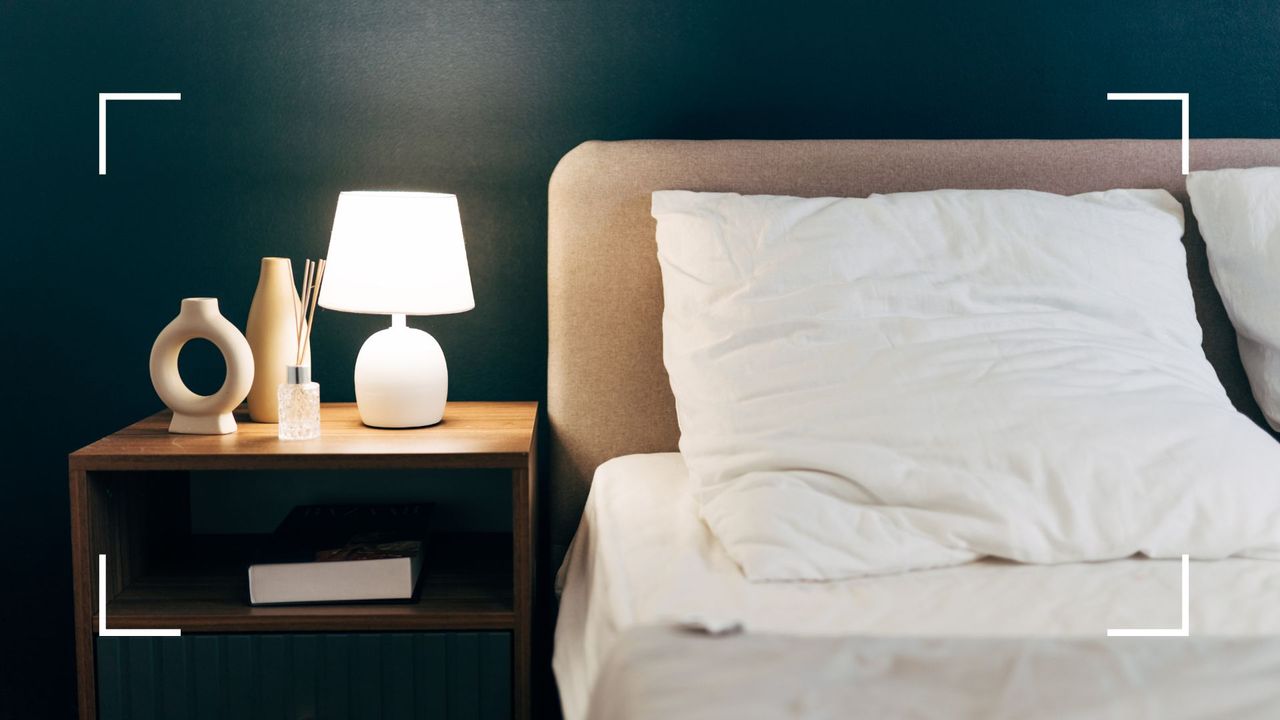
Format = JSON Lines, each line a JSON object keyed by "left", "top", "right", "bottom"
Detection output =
{"left": 96, "top": 632, "right": 511, "bottom": 720}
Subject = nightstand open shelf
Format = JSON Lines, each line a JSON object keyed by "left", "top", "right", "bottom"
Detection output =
{"left": 95, "top": 532, "right": 515, "bottom": 633}
{"left": 69, "top": 402, "right": 538, "bottom": 720}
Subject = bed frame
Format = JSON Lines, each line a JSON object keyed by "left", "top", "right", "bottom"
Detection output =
{"left": 546, "top": 139, "right": 1280, "bottom": 555}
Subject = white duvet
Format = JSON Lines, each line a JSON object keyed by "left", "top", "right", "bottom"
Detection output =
{"left": 652, "top": 188, "right": 1280, "bottom": 581}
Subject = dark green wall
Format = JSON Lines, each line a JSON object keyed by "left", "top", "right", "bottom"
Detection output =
{"left": 4, "top": 1, "right": 1280, "bottom": 716}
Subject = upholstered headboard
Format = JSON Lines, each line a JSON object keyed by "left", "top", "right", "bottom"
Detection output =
{"left": 546, "top": 139, "right": 1280, "bottom": 554}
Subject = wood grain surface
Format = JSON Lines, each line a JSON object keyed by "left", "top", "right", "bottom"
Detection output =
{"left": 70, "top": 402, "right": 538, "bottom": 470}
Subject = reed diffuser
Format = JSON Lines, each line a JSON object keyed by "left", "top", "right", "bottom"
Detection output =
{"left": 278, "top": 258, "right": 326, "bottom": 440}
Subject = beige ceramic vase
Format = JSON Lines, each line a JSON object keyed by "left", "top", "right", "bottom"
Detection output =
{"left": 150, "top": 298, "right": 255, "bottom": 434}
{"left": 246, "top": 257, "right": 310, "bottom": 422}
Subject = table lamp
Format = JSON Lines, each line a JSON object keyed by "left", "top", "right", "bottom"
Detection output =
{"left": 319, "top": 191, "right": 474, "bottom": 428}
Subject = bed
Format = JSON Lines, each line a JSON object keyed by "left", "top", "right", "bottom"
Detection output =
{"left": 547, "top": 140, "right": 1280, "bottom": 719}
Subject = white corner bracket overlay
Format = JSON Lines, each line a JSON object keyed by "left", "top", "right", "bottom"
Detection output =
{"left": 1106, "top": 92, "right": 1190, "bottom": 175}
{"left": 98, "top": 92, "right": 182, "bottom": 175}
{"left": 1106, "top": 554, "right": 1190, "bottom": 637}
{"left": 99, "top": 554, "right": 181, "bottom": 637}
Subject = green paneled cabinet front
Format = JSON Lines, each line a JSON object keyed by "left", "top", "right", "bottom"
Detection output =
{"left": 96, "top": 632, "right": 511, "bottom": 720}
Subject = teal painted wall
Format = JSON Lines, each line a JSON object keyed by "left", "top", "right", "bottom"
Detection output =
{"left": 5, "top": 1, "right": 1280, "bottom": 716}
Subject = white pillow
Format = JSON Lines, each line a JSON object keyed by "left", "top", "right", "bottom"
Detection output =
{"left": 1187, "top": 167, "right": 1280, "bottom": 431}
{"left": 653, "top": 188, "right": 1280, "bottom": 581}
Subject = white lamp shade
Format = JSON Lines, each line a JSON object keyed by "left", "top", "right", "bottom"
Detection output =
{"left": 319, "top": 191, "right": 475, "bottom": 316}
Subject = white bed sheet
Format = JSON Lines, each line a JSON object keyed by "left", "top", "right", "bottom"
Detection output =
{"left": 589, "top": 630, "right": 1280, "bottom": 720}
{"left": 553, "top": 453, "right": 1280, "bottom": 720}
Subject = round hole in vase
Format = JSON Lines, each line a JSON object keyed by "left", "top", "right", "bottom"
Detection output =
{"left": 176, "top": 338, "right": 227, "bottom": 396}
{"left": 149, "top": 298, "right": 255, "bottom": 435}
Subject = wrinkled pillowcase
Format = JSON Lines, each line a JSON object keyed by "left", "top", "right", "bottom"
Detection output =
{"left": 653, "top": 188, "right": 1280, "bottom": 581}
{"left": 1188, "top": 167, "right": 1280, "bottom": 431}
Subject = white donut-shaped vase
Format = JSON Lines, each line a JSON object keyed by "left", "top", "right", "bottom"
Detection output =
{"left": 149, "top": 297, "right": 255, "bottom": 434}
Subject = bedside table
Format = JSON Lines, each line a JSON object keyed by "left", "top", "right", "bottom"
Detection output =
{"left": 69, "top": 401, "right": 538, "bottom": 720}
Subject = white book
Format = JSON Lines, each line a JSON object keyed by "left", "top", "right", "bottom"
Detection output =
{"left": 247, "top": 504, "right": 430, "bottom": 605}
{"left": 248, "top": 543, "right": 423, "bottom": 605}
{"left": 249, "top": 543, "right": 424, "bottom": 604}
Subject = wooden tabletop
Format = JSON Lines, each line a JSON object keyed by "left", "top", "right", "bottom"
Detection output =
{"left": 70, "top": 402, "right": 538, "bottom": 471}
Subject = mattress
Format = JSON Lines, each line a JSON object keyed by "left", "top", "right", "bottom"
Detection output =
{"left": 589, "top": 629, "right": 1280, "bottom": 720}
{"left": 553, "top": 453, "right": 1280, "bottom": 720}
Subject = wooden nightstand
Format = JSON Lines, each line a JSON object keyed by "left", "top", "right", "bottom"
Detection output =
{"left": 69, "top": 401, "right": 538, "bottom": 720}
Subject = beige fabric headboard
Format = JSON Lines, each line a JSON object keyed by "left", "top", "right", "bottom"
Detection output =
{"left": 547, "top": 138, "right": 1280, "bottom": 554}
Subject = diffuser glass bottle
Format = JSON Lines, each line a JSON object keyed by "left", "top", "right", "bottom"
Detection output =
{"left": 278, "top": 257, "right": 326, "bottom": 441}
{"left": 278, "top": 364, "right": 320, "bottom": 440}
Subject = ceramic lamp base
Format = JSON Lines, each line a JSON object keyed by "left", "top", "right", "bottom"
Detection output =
{"left": 354, "top": 315, "right": 448, "bottom": 428}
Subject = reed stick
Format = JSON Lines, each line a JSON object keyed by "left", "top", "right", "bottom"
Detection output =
{"left": 300, "top": 258, "right": 325, "bottom": 365}
{"left": 296, "top": 259, "right": 314, "bottom": 365}
{"left": 290, "top": 257, "right": 300, "bottom": 358}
